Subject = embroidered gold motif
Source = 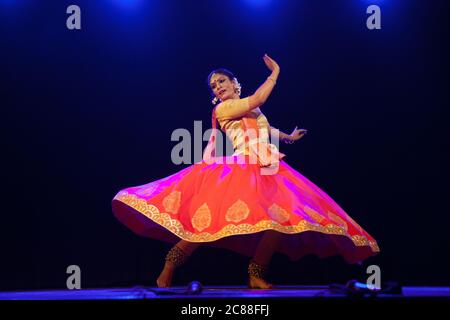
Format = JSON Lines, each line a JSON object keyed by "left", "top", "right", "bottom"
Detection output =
{"left": 327, "top": 211, "right": 348, "bottom": 231}
{"left": 113, "top": 192, "right": 380, "bottom": 253}
{"left": 352, "top": 235, "right": 380, "bottom": 252}
{"left": 162, "top": 191, "right": 181, "bottom": 214}
{"left": 192, "top": 203, "right": 212, "bottom": 232}
{"left": 268, "top": 203, "right": 290, "bottom": 223}
{"left": 225, "top": 199, "right": 250, "bottom": 223}
{"left": 303, "top": 205, "right": 325, "bottom": 223}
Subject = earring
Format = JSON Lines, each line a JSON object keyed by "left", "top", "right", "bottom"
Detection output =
{"left": 233, "top": 78, "right": 242, "bottom": 96}
{"left": 211, "top": 97, "right": 219, "bottom": 105}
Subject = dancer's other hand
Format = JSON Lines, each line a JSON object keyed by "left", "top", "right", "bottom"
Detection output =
{"left": 289, "top": 126, "right": 307, "bottom": 142}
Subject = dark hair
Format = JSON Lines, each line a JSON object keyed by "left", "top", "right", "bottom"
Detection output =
{"left": 206, "top": 68, "right": 236, "bottom": 95}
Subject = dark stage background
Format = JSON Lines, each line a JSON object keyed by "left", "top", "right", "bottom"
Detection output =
{"left": 1, "top": 0, "right": 449, "bottom": 290}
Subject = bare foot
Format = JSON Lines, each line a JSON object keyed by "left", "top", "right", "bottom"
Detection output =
{"left": 248, "top": 276, "right": 273, "bottom": 289}
{"left": 156, "top": 263, "right": 175, "bottom": 288}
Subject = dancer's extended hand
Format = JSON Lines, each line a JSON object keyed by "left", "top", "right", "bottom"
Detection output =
{"left": 263, "top": 54, "right": 280, "bottom": 73}
{"left": 289, "top": 126, "right": 307, "bottom": 142}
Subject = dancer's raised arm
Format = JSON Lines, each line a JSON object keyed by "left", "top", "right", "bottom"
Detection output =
{"left": 248, "top": 54, "right": 280, "bottom": 110}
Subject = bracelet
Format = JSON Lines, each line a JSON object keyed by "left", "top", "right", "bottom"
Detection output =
{"left": 267, "top": 76, "right": 277, "bottom": 84}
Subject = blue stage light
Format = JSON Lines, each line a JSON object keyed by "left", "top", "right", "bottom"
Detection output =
{"left": 111, "top": 0, "right": 143, "bottom": 9}
{"left": 244, "top": 0, "right": 273, "bottom": 7}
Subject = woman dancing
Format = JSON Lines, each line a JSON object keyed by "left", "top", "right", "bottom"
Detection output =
{"left": 112, "top": 54, "right": 379, "bottom": 289}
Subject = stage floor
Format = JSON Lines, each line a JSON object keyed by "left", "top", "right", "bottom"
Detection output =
{"left": 1, "top": 285, "right": 450, "bottom": 300}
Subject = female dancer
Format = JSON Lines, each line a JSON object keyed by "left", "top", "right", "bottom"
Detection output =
{"left": 112, "top": 54, "right": 379, "bottom": 289}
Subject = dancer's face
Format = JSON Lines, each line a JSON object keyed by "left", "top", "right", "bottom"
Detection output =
{"left": 209, "top": 73, "right": 236, "bottom": 102}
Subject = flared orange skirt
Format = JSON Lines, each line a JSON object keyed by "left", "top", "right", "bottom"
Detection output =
{"left": 112, "top": 155, "right": 379, "bottom": 264}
